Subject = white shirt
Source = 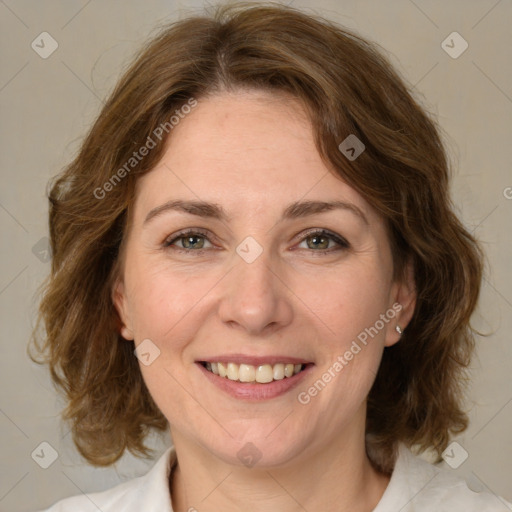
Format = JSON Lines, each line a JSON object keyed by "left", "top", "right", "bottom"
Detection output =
{"left": 38, "top": 443, "right": 511, "bottom": 511}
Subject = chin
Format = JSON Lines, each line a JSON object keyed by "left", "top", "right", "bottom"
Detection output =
{"left": 205, "top": 429, "right": 309, "bottom": 469}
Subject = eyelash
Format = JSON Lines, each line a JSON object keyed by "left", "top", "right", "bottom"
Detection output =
{"left": 162, "top": 228, "right": 350, "bottom": 255}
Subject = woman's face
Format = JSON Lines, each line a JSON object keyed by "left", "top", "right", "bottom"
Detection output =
{"left": 114, "top": 89, "right": 414, "bottom": 467}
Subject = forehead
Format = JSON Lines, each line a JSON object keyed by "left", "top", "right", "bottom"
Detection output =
{"left": 133, "top": 90, "right": 375, "bottom": 223}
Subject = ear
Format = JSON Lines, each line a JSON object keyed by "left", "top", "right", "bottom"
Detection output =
{"left": 384, "top": 260, "right": 416, "bottom": 347}
{"left": 112, "top": 277, "right": 134, "bottom": 341}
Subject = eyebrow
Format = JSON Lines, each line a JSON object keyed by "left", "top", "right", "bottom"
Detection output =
{"left": 143, "top": 199, "right": 368, "bottom": 225}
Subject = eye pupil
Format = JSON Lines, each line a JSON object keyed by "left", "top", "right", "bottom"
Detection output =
{"left": 183, "top": 235, "right": 204, "bottom": 249}
{"left": 166, "top": 229, "right": 346, "bottom": 254}
{"left": 308, "top": 235, "right": 329, "bottom": 250}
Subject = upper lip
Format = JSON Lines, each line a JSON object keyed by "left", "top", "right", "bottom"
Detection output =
{"left": 197, "top": 354, "right": 313, "bottom": 366}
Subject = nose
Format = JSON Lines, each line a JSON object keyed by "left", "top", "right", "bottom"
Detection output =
{"left": 218, "top": 248, "right": 294, "bottom": 337}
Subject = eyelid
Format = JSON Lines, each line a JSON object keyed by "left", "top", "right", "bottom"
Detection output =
{"left": 162, "top": 228, "right": 213, "bottom": 249}
{"left": 163, "top": 227, "right": 350, "bottom": 253}
{"left": 293, "top": 228, "right": 350, "bottom": 251}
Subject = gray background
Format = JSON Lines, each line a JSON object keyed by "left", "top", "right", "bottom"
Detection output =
{"left": 0, "top": 0, "right": 511, "bottom": 510}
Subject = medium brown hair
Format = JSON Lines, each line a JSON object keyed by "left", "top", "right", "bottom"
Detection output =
{"left": 29, "top": 2, "right": 483, "bottom": 472}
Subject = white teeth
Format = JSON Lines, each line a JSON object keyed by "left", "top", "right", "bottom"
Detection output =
{"left": 256, "top": 364, "right": 274, "bottom": 383}
{"left": 227, "top": 362, "right": 239, "bottom": 381}
{"left": 218, "top": 362, "right": 227, "bottom": 378}
{"left": 284, "top": 363, "right": 294, "bottom": 378}
{"left": 204, "top": 361, "right": 304, "bottom": 383}
{"left": 239, "top": 363, "right": 256, "bottom": 382}
{"left": 273, "top": 363, "right": 285, "bottom": 380}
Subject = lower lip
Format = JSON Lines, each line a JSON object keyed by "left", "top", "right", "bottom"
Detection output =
{"left": 196, "top": 362, "right": 314, "bottom": 401}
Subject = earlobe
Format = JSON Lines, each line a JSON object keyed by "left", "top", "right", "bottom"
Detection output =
{"left": 112, "top": 278, "right": 135, "bottom": 341}
{"left": 119, "top": 325, "right": 134, "bottom": 341}
{"left": 384, "top": 261, "right": 417, "bottom": 347}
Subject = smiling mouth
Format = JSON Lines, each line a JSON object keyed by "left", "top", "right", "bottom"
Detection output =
{"left": 200, "top": 361, "right": 309, "bottom": 384}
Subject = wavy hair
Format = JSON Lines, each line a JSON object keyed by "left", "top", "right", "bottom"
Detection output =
{"left": 29, "top": 2, "right": 483, "bottom": 472}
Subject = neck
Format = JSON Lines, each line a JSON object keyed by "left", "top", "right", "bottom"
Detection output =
{"left": 169, "top": 421, "right": 391, "bottom": 512}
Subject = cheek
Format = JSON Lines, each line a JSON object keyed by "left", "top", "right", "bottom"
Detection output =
{"left": 125, "top": 259, "right": 219, "bottom": 346}
{"left": 300, "top": 268, "right": 392, "bottom": 418}
{"left": 297, "top": 262, "right": 392, "bottom": 346}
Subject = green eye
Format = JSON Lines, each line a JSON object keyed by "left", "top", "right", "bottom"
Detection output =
{"left": 163, "top": 228, "right": 349, "bottom": 255}
{"left": 298, "top": 229, "right": 350, "bottom": 252}
{"left": 163, "top": 229, "right": 212, "bottom": 251}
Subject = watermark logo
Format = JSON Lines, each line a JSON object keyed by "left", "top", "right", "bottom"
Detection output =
{"left": 32, "top": 237, "right": 52, "bottom": 263}
{"left": 338, "top": 134, "right": 365, "bottom": 161}
{"left": 441, "top": 32, "right": 468, "bottom": 59}
{"left": 237, "top": 442, "right": 262, "bottom": 468}
{"left": 94, "top": 97, "right": 198, "bottom": 200}
{"left": 236, "top": 236, "right": 264, "bottom": 264}
{"left": 31, "top": 441, "right": 59, "bottom": 469}
{"left": 442, "top": 441, "right": 469, "bottom": 469}
{"left": 31, "top": 32, "right": 58, "bottom": 59}
{"left": 297, "top": 303, "right": 402, "bottom": 405}
{"left": 134, "top": 338, "right": 161, "bottom": 366}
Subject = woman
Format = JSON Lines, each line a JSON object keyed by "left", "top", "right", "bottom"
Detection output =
{"left": 30, "top": 3, "right": 511, "bottom": 511}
